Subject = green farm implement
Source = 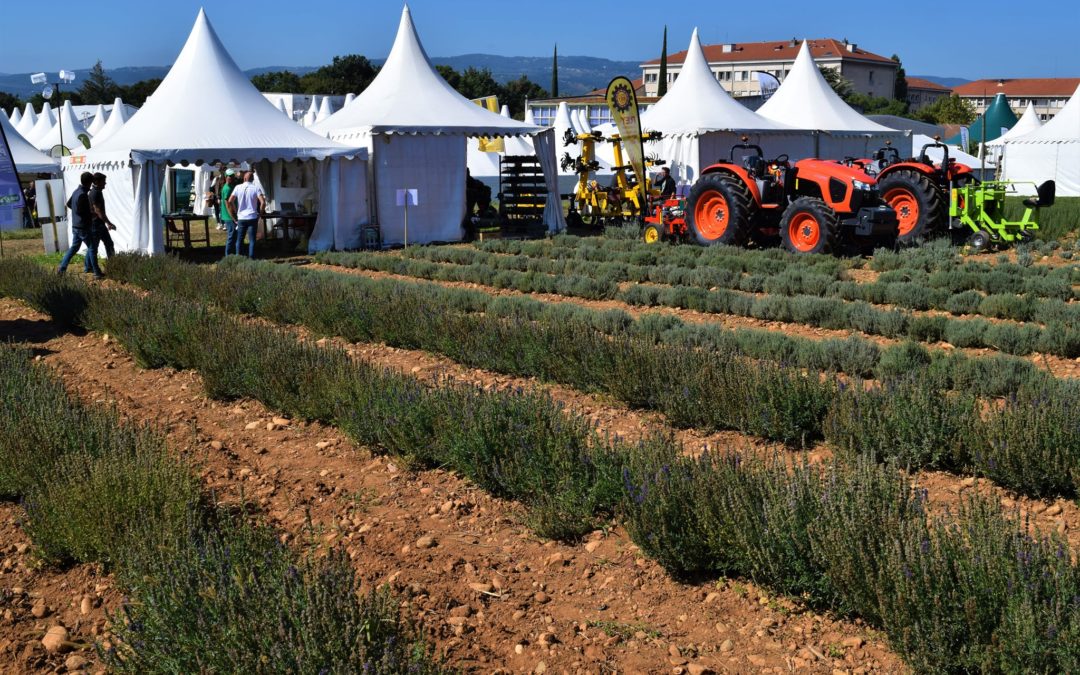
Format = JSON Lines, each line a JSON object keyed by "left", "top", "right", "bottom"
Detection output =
{"left": 949, "top": 179, "right": 1055, "bottom": 250}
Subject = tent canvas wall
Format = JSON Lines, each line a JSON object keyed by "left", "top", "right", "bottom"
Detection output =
{"left": 313, "top": 6, "right": 563, "bottom": 246}
{"left": 1002, "top": 84, "right": 1080, "bottom": 196}
{"left": 64, "top": 9, "right": 366, "bottom": 255}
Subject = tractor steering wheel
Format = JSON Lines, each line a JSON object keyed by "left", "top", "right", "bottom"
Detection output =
{"left": 772, "top": 154, "right": 789, "bottom": 165}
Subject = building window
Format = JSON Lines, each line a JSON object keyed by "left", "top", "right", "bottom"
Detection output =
{"left": 645, "top": 73, "right": 656, "bottom": 83}
{"left": 589, "top": 107, "right": 612, "bottom": 126}
{"left": 869, "top": 70, "right": 875, "bottom": 84}
{"left": 531, "top": 107, "right": 555, "bottom": 126}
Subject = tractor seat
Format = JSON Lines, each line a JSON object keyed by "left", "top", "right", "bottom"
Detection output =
{"left": 743, "top": 155, "right": 765, "bottom": 178}
{"left": 1023, "top": 180, "right": 1056, "bottom": 208}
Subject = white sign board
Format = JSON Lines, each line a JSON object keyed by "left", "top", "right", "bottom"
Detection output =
{"left": 395, "top": 188, "right": 418, "bottom": 207}
{"left": 34, "top": 178, "right": 68, "bottom": 220}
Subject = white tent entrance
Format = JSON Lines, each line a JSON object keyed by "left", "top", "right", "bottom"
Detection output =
{"left": 1002, "top": 86, "right": 1080, "bottom": 196}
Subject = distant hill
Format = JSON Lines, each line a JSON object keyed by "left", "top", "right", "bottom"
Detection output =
{"left": 910, "top": 75, "right": 973, "bottom": 89}
{"left": 0, "top": 55, "right": 637, "bottom": 99}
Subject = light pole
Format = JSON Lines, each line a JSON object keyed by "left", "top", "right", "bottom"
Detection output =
{"left": 30, "top": 70, "right": 76, "bottom": 157}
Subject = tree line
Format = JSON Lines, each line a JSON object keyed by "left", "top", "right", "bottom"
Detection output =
{"left": 250, "top": 55, "right": 548, "bottom": 119}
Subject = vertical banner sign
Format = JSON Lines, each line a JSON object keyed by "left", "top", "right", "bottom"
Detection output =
{"left": 959, "top": 126, "right": 970, "bottom": 151}
{"left": 472, "top": 96, "right": 505, "bottom": 153}
{"left": 0, "top": 121, "right": 25, "bottom": 234}
{"left": 605, "top": 77, "right": 646, "bottom": 188}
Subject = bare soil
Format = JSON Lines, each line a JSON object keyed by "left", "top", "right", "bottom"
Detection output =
{"left": 0, "top": 297, "right": 908, "bottom": 674}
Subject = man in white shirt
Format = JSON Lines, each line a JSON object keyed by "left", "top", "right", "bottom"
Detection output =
{"left": 227, "top": 171, "right": 266, "bottom": 258}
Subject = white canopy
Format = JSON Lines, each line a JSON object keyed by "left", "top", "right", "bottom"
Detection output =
{"left": 15, "top": 103, "right": 37, "bottom": 137}
{"left": 90, "top": 98, "right": 131, "bottom": 146}
{"left": 1003, "top": 84, "right": 1080, "bottom": 196}
{"left": 986, "top": 102, "right": 1042, "bottom": 147}
{"left": 89, "top": 9, "right": 355, "bottom": 164}
{"left": 24, "top": 102, "right": 55, "bottom": 146}
{"left": 314, "top": 6, "right": 539, "bottom": 138}
{"left": 8, "top": 108, "right": 21, "bottom": 128}
{"left": 315, "top": 96, "right": 334, "bottom": 124}
{"left": 758, "top": 42, "right": 909, "bottom": 158}
{"left": 0, "top": 112, "right": 59, "bottom": 174}
{"left": 33, "top": 100, "right": 90, "bottom": 152}
{"left": 275, "top": 99, "right": 289, "bottom": 117}
{"left": 86, "top": 104, "right": 108, "bottom": 136}
{"left": 65, "top": 9, "right": 367, "bottom": 255}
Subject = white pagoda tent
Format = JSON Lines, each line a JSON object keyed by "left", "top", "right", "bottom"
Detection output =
{"left": 640, "top": 29, "right": 813, "bottom": 184}
{"left": 86, "top": 104, "right": 108, "bottom": 136}
{"left": 757, "top": 42, "right": 909, "bottom": 158}
{"left": 312, "top": 5, "right": 564, "bottom": 245}
{"left": 467, "top": 106, "right": 536, "bottom": 178}
{"left": 987, "top": 102, "right": 1042, "bottom": 149}
{"left": 15, "top": 103, "right": 37, "bottom": 138}
{"left": 8, "top": 108, "right": 21, "bottom": 128}
{"left": 33, "top": 100, "right": 90, "bottom": 153}
{"left": 90, "top": 98, "right": 132, "bottom": 146}
{"left": 64, "top": 9, "right": 365, "bottom": 254}
{"left": 1002, "top": 84, "right": 1080, "bottom": 196}
{"left": 24, "top": 102, "right": 56, "bottom": 147}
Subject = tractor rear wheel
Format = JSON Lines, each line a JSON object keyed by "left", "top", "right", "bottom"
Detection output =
{"left": 780, "top": 197, "right": 838, "bottom": 255}
{"left": 877, "top": 168, "right": 946, "bottom": 244}
{"left": 685, "top": 173, "right": 754, "bottom": 246}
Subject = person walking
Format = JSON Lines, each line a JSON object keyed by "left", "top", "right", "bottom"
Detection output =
{"left": 221, "top": 170, "right": 239, "bottom": 255}
{"left": 58, "top": 172, "right": 103, "bottom": 279}
{"left": 84, "top": 173, "right": 117, "bottom": 273}
{"left": 227, "top": 171, "right": 265, "bottom": 258}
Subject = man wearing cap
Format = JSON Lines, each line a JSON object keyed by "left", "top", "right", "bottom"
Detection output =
{"left": 221, "top": 169, "right": 239, "bottom": 255}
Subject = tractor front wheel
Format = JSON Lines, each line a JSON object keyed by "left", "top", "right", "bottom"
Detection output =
{"left": 642, "top": 224, "right": 662, "bottom": 244}
{"left": 685, "top": 174, "right": 754, "bottom": 246}
{"left": 780, "top": 197, "right": 838, "bottom": 255}
{"left": 877, "top": 168, "right": 946, "bottom": 245}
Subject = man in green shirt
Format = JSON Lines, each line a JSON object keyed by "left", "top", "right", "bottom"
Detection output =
{"left": 221, "top": 169, "right": 238, "bottom": 256}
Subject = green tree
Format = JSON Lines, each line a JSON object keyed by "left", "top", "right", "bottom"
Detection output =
{"left": 0, "top": 91, "right": 21, "bottom": 113}
{"left": 819, "top": 66, "right": 854, "bottom": 100}
{"left": 551, "top": 45, "right": 558, "bottom": 98}
{"left": 435, "top": 65, "right": 461, "bottom": 91}
{"left": 915, "top": 94, "right": 976, "bottom": 125}
{"left": 78, "top": 60, "right": 120, "bottom": 104}
{"left": 118, "top": 79, "right": 162, "bottom": 107}
{"left": 891, "top": 54, "right": 908, "bottom": 102}
{"left": 457, "top": 67, "right": 500, "bottom": 101}
{"left": 251, "top": 70, "right": 302, "bottom": 92}
{"left": 300, "top": 55, "right": 378, "bottom": 95}
{"left": 499, "top": 76, "right": 548, "bottom": 119}
{"left": 658, "top": 26, "right": 668, "bottom": 97}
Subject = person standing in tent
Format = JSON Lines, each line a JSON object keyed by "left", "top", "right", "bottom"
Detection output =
{"left": 58, "top": 172, "right": 103, "bottom": 279}
{"left": 228, "top": 171, "right": 265, "bottom": 258}
{"left": 85, "top": 173, "right": 118, "bottom": 272}
{"left": 221, "top": 170, "right": 239, "bottom": 255}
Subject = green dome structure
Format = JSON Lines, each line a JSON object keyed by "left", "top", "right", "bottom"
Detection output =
{"left": 947, "top": 92, "right": 1019, "bottom": 145}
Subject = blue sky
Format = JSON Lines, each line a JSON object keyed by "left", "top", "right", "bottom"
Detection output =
{"left": 1, "top": 0, "right": 1077, "bottom": 80}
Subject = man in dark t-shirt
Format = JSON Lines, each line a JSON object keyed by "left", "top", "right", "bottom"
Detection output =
{"left": 85, "top": 172, "right": 117, "bottom": 272}
{"left": 58, "top": 172, "right": 103, "bottom": 278}
{"left": 652, "top": 167, "right": 676, "bottom": 199}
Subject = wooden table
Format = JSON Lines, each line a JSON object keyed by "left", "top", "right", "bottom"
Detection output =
{"left": 164, "top": 213, "right": 211, "bottom": 249}
{"left": 262, "top": 212, "right": 317, "bottom": 250}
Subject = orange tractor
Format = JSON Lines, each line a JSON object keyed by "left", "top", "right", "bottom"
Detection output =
{"left": 644, "top": 141, "right": 899, "bottom": 254}
{"left": 852, "top": 139, "right": 977, "bottom": 244}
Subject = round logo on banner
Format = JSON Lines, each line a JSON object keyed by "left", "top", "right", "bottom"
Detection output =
{"left": 611, "top": 83, "right": 633, "bottom": 113}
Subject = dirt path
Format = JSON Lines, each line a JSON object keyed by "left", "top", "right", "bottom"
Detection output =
{"left": 307, "top": 262, "right": 1080, "bottom": 379}
{"left": 0, "top": 298, "right": 907, "bottom": 674}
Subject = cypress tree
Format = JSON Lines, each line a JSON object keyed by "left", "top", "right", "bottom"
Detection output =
{"left": 658, "top": 26, "right": 668, "bottom": 97}
{"left": 551, "top": 45, "right": 559, "bottom": 98}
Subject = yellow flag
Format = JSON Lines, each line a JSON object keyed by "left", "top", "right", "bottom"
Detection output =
{"left": 605, "top": 77, "right": 646, "bottom": 188}
{"left": 472, "top": 96, "right": 505, "bottom": 153}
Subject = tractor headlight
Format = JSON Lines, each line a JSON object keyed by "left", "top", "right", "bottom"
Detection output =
{"left": 852, "top": 179, "right": 872, "bottom": 192}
